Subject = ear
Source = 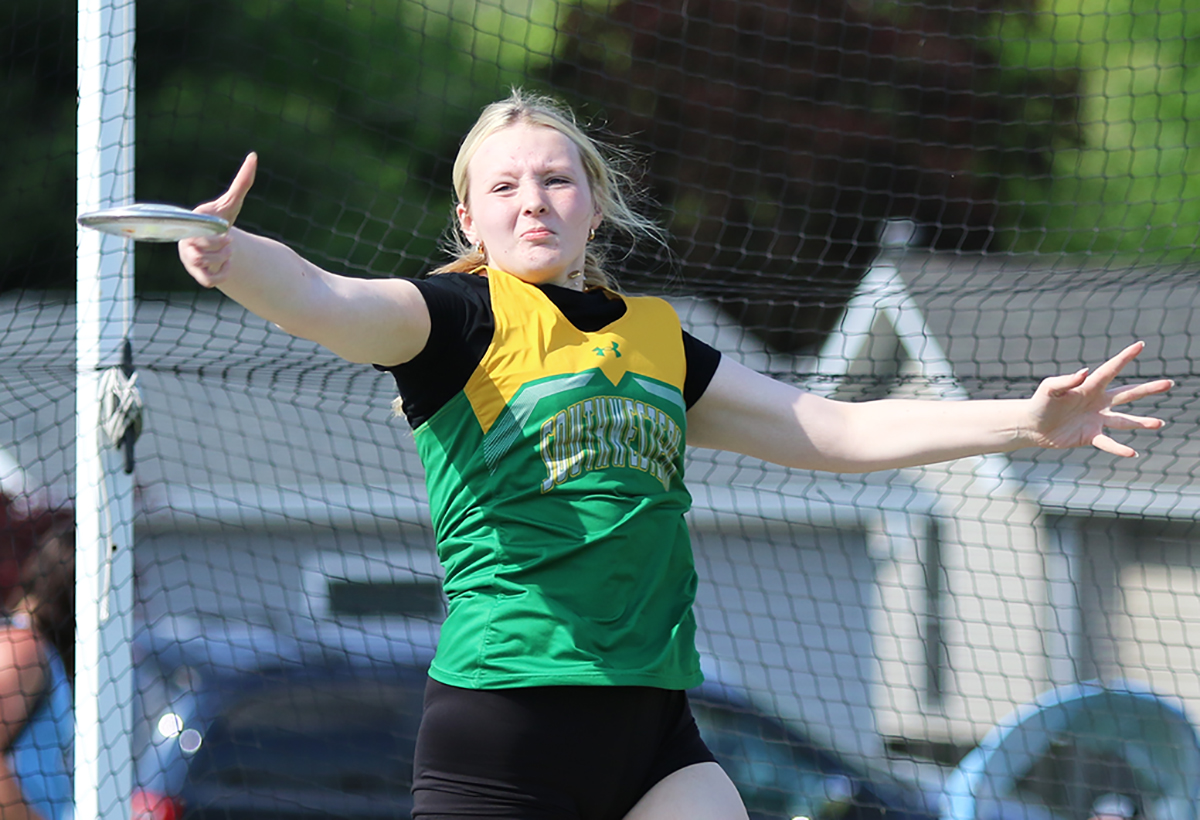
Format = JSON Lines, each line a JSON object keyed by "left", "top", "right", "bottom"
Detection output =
{"left": 590, "top": 208, "right": 602, "bottom": 233}
{"left": 456, "top": 202, "right": 476, "bottom": 244}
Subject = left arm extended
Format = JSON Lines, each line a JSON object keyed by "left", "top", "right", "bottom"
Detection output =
{"left": 686, "top": 341, "right": 1173, "bottom": 473}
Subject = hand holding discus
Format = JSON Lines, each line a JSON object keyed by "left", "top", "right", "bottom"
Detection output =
{"left": 76, "top": 152, "right": 257, "bottom": 291}
{"left": 176, "top": 152, "right": 258, "bottom": 288}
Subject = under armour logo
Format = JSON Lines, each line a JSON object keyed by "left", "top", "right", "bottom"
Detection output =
{"left": 592, "top": 342, "right": 622, "bottom": 358}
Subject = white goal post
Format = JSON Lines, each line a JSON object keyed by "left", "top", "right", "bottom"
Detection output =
{"left": 76, "top": 2, "right": 136, "bottom": 820}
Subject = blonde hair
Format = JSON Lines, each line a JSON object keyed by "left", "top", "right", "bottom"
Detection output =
{"left": 431, "top": 88, "right": 664, "bottom": 290}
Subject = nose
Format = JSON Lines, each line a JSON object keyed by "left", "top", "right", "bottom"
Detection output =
{"left": 521, "top": 185, "right": 549, "bottom": 215}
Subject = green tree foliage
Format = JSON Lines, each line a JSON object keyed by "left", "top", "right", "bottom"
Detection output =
{"left": 5, "top": 0, "right": 571, "bottom": 292}
{"left": 135, "top": 0, "right": 572, "bottom": 289}
{"left": 1, "top": 0, "right": 77, "bottom": 292}
{"left": 16, "top": 0, "right": 1190, "bottom": 313}
{"left": 994, "top": 0, "right": 1200, "bottom": 258}
{"left": 550, "top": 0, "right": 1083, "bottom": 351}
{"left": 137, "top": 0, "right": 607, "bottom": 289}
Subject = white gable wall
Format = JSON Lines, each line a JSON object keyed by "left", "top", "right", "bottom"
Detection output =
{"left": 820, "top": 264, "right": 1053, "bottom": 749}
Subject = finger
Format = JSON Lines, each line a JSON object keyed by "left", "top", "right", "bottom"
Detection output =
{"left": 195, "top": 152, "right": 258, "bottom": 226}
{"left": 178, "top": 233, "right": 233, "bottom": 287}
{"left": 1091, "top": 433, "right": 1138, "bottom": 458}
{"left": 1107, "top": 378, "right": 1175, "bottom": 406}
{"left": 1086, "top": 340, "right": 1146, "bottom": 388}
{"left": 1042, "top": 368, "right": 1088, "bottom": 398}
{"left": 1099, "top": 410, "right": 1167, "bottom": 431}
{"left": 178, "top": 233, "right": 231, "bottom": 267}
{"left": 221, "top": 152, "right": 258, "bottom": 217}
{"left": 184, "top": 231, "right": 232, "bottom": 252}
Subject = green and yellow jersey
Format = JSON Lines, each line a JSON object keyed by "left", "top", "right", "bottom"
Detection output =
{"left": 380, "top": 268, "right": 721, "bottom": 690}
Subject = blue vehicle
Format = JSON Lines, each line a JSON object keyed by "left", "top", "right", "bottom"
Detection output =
{"left": 942, "top": 680, "right": 1200, "bottom": 820}
{"left": 132, "top": 623, "right": 435, "bottom": 820}
{"left": 131, "top": 621, "right": 938, "bottom": 820}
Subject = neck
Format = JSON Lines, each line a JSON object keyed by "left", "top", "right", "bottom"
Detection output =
{"left": 487, "top": 265, "right": 588, "bottom": 292}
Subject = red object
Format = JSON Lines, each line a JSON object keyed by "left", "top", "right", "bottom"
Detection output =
{"left": 130, "top": 789, "right": 184, "bottom": 820}
{"left": 0, "top": 493, "right": 56, "bottom": 604}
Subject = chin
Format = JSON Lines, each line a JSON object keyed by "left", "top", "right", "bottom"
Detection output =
{"left": 496, "top": 249, "right": 585, "bottom": 284}
{"left": 506, "top": 265, "right": 570, "bottom": 286}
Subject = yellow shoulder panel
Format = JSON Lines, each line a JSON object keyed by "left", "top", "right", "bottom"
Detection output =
{"left": 464, "top": 269, "right": 686, "bottom": 434}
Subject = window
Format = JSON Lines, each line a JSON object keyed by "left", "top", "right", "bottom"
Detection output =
{"left": 327, "top": 580, "right": 443, "bottom": 618}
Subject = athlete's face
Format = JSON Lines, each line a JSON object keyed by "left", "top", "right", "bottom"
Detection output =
{"left": 458, "top": 123, "right": 601, "bottom": 289}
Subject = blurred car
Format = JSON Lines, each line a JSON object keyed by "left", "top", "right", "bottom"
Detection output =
{"left": 130, "top": 621, "right": 937, "bottom": 820}
{"left": 131, "top": 622, "right": 436, "bottom": 820}
{"left": 688, "top": 679, "right": 938, "bottom": 820}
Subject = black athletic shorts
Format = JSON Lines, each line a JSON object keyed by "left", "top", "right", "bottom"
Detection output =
{"left": 412, "top": 678, "right": 718, "bottom": 820}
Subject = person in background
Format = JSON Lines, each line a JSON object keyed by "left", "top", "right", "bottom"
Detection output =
{"left": 0, "top": 524, "right": 74, "bottom": 820}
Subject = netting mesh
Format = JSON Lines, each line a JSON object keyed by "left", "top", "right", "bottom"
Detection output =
{"left": 6, "top": 0, "right": 1200, "bottom": 818}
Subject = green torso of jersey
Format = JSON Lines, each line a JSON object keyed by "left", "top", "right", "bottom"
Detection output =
{"left": 415, "top": 268, "right": 702, "bottom": 690}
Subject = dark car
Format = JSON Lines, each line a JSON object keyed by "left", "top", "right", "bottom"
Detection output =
{"left": 688, "top": 679, "right": 938, "bottom": 820}
{"left": 130, "top": 622, "right": 937, "bottom": 820}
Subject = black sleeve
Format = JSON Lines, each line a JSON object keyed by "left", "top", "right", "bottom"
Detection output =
{"left": 377, "top": 274, "right": 720, "bottom": 424}
{"left": 373, "top": 274, "right": 493, "bottom": 429}
{"left": 682, "top": 331, "right": 721, "bottom": 409}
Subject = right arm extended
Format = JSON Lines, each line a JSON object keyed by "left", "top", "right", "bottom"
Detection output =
{"left": 177, "top": 153, "right": 430, "bottom": 367}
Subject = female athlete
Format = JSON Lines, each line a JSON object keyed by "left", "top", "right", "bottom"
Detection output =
{"left": 178, "top": 89, "right": 1172, "bottom": 820}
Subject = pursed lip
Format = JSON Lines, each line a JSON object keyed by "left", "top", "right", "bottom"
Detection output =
{"left": 520, "top": 226, "right": 555, "bottom": 240}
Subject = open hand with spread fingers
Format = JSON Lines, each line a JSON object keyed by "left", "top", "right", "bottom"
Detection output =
{"left": 1023, "top": 341, "right": 1174, "bottom": 457}
{"left": 177, "top": 152, "right": 258, "bottom": 288}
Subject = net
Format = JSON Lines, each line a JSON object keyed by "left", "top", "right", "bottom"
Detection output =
{"left": 7, "top": 0, "right": 1200, "bottom": 817}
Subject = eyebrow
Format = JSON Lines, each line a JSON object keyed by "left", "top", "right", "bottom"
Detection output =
{"left": 477, "top": 162, "right": 578, "bottom": 186}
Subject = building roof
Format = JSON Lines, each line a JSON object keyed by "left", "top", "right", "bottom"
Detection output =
{"left": 6, "top": 289, "right": 894, "bottom": 531}
{"left": 8, "top": 254, "right": 1196, "bottom": 525}
{"left": 828, "top": 251, "right": 1200, "bottom": 516}
{"left": 0, "top": 290, "right": 426, "bottom": 528}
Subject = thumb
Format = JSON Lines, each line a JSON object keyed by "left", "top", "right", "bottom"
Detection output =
{"left": 195, "top": 152, "right": 258, "bottom": 227}
{"left": 1041, "top": 367, "right": 1089, "bottom": 398}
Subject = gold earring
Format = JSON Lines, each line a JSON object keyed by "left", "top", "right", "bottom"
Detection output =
{"left": 588, "top": 228, "right": 596, "bottom": 242}
{"left": 476, "top": 241, "right": 485, "bottom": 256}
